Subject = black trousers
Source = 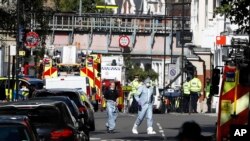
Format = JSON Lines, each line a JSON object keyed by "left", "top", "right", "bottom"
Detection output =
{"left": 190, "top": 92, "right": 199, "bottom": 113}
{"left": 183, "top": 94, "right": 190, "bottom": 113}
{"left": 207, "top": 96, "right": 212, "bottom": 113}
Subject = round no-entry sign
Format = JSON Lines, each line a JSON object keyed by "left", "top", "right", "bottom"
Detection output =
{"left": 119, "top": 35, "right": 130, "bottom": 48}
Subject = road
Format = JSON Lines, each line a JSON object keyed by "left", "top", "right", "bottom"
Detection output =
{"left": 90, "top": 112, "right": 217, "bottom": 141}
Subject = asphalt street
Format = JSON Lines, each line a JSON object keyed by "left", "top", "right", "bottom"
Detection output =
{"left": 90, "top": 111, "right": 217, "bottom": 141}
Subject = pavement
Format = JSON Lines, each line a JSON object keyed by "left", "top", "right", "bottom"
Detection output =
{"left": 90, "top": 111, "right": 217, "bottom": 141}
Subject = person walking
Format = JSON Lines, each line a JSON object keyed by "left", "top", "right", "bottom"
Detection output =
{"left": 189, "top": 73, "right": 202, "bottom": 113}
{"left": 205, "top": 78, "right": 212, "bottom": 113}
{"left": 128, "top": 75, "right": 141, "bottom": 113}
{"left": 104, "top": 82, "right": 119, "bottom": 133}
{"left": 182, "top": 78, "right": 191, "bottom": 113}
{"left": 132, "top": 78, "right": 156, "bottom": 135}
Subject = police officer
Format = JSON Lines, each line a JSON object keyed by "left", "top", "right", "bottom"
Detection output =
{"left": 182, "top": 78, "right": 191, "bottom": 113}
{"left": 205, "top": 78, "right": 212, "bottom": 113}
{"left": 128, "top": 75, "right": 141, "bottom": 113}
{"left": 189, "top": 73, "right": 202, "bottom": 113}
{"left": 132, "top": 78, "right": 156, "bottom": 135}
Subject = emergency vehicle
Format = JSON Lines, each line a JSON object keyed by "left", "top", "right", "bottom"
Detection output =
{"left": 214, "top": 38, "right": 250, "bottom": 140}
{"left": 81, "top": 54, "right": 127, "bottom": 112}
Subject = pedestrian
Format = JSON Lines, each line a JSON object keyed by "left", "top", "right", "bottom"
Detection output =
{"left": 205, "top": 78, "right": 212, "bottom": 113}
{"left": 176, "top": 121, "right": 205, "bottom": 141}
{"left": 128, "top": 75, "right": 141, "bottom": 113}
{"left": 104, "top": 82, "right": 119, "bottom": 133}
{"left": 182, "top": 78, "right": 191, "bottom": 113}
{"left": 189, "top": 73, "right": 202, "bottom": 113}
{"left": 132, "top": 78, "right": 156, "bottom": 135}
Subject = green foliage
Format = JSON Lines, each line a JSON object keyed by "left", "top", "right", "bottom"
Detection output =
{"left": 126, "top": 66, "right": 159, "bottom": 82}
{"left": 215, "top": 0, "right": 250, "bottom": 34}
{"left": 56, "top": 0, "right": 78, "bottom": 12}
{"left": 125, "top": 56, "right": 159, "bottom": 82}
{"left": 55, "top": 0, "right": 106, "bottom": 13}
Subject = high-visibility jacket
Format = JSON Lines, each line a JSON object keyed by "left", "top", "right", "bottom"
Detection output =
{"left": 130, "top": 80, "right": 140, "bottom": 95}
{"left": 189, "top": 77, "right": 202, "bottom": 92}
{"left": 183, "top": 81, "right": 190, "bottom": 95}
{"left": 205, "top": 83, "right": 211, "bottom": 98}
{"left": 21, "top": 88, "right": 29, "bottom": 97}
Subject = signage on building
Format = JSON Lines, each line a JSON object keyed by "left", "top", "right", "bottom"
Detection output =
{"left": 176, "top": 31, "right": 193, "bottom": 47}
{"left": 119, "top": 35, "right": 130, "bottom": 48}
{"left": 169, "top": 64, "right": 178, "bottom": 80}
{"left": 25, "top": 31, "right": 40, "bottom": 48}
{"left": 216, "top": 36, "right": 226, "bottom": 45}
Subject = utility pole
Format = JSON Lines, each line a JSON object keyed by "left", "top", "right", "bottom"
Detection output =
{"left": 15, "top": 0, "right": 20, "bottom": 100}
{"left": 79, "top": 0, "right": 82, "bottom": 16}
{"left": 181, "top": 0, "right": 185, "bottom": 113}
{"left": 163, "top": 0, "right": 167, "bottom": 94}
{"left": 170, "top": 3, "right": 174, "bottom": 64}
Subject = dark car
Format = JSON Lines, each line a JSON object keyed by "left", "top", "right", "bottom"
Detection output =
{"left": 0, "top": 100, "right": 87, "bottom": 141}
{"left": 0, "top": 115, "right": 38, "bottom": 141}
{"left": 33, "top": 88, "right": 95, "bottom": 131}
{"left": 30, "top": 96, "right": 90, "bottom": 140}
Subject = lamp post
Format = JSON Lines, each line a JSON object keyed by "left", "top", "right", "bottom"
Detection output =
{"left": 79, "top": 0, "right": 82, "bottom": 16}
{"left": 181, "top": 0, "right": 185, "bottom": 113}
{"left": 163, "top": 0, "right": 167, "bottom": 94}
{"left": 15, "top": 0, "right": 21, "bottom": 101}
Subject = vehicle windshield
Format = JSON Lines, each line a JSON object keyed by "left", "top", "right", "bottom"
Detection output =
{"left": 0, "top": 125, "right": 31, "bottom": 141}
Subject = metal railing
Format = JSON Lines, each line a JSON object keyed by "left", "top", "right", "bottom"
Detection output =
{"left": 35, "top": 13, "right": 190, "bottom": 33}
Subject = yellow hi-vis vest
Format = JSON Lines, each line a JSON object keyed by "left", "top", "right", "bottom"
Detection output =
{"left": 130, "top": 80, "right": 140, "bottom": 95}
{"left": 183, "top": 81, "right": 190, "bottom": 95}
{"left": 205, "top": 83, "right": 211, "bottom": 98}
{"left": 5, "top": 89, "right": 12, "bottom": 100}
{"left": 189, "top": 78, "right": 202, "bottom": 92}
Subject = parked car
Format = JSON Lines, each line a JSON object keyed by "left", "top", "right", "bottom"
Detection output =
{"left": 0, "top": 115, "right": 38, "bottom": 141}
{"left": 33, "top": 88, "right": 95, "bottom": 131}
{"left": 0, "top": 100, "right": 87, "bottom": 141}
{"left": 30, "top": 96, "right": 90, "bottom": 141}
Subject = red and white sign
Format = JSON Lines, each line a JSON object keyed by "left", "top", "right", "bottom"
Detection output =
{"left": 25, "top": 31, "right": 40, "bottom": 48}
{"left": 216, "top": 36, "right": 226, "bottom": 45}
{"left": 119, "top": 35, "right": 130, "bottom": 48}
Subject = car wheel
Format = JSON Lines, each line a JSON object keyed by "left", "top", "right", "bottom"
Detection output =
{"left": 89, "top": 119, "right": 95, "bottom": 131}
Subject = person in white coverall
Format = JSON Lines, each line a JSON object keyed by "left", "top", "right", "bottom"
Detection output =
{"left": 132, "top": 78, "right": 156, "bottom": 134}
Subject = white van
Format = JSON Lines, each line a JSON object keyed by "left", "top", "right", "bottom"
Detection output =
{"left": 44, "top": 76, "right": 90, "bottom": 95}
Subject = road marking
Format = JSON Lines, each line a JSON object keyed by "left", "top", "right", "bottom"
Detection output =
{"left": 120, "top": 113, "right": 136, "bottom": 117}
{"left": 157, "top": 122, "right": 166, "bottom": 140}
{"left": 90, "top": 137, "right": 101, "bottom": 140}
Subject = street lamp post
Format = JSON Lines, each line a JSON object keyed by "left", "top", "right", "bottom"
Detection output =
{"left": 163, "top": 0, "right": 167, "bottom": 95}
{"left": 181, "top": 0, "right": 185, "bottom": 113}
{"left": 15, "top": 0, "right": 21, "bottom": 101}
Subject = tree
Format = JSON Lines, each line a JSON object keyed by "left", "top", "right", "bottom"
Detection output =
{"left": 215, "top": 0, "right": 250, "bottom": 34}
{"left": 55, "top": 0, "right": 106, "bottom": 13}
